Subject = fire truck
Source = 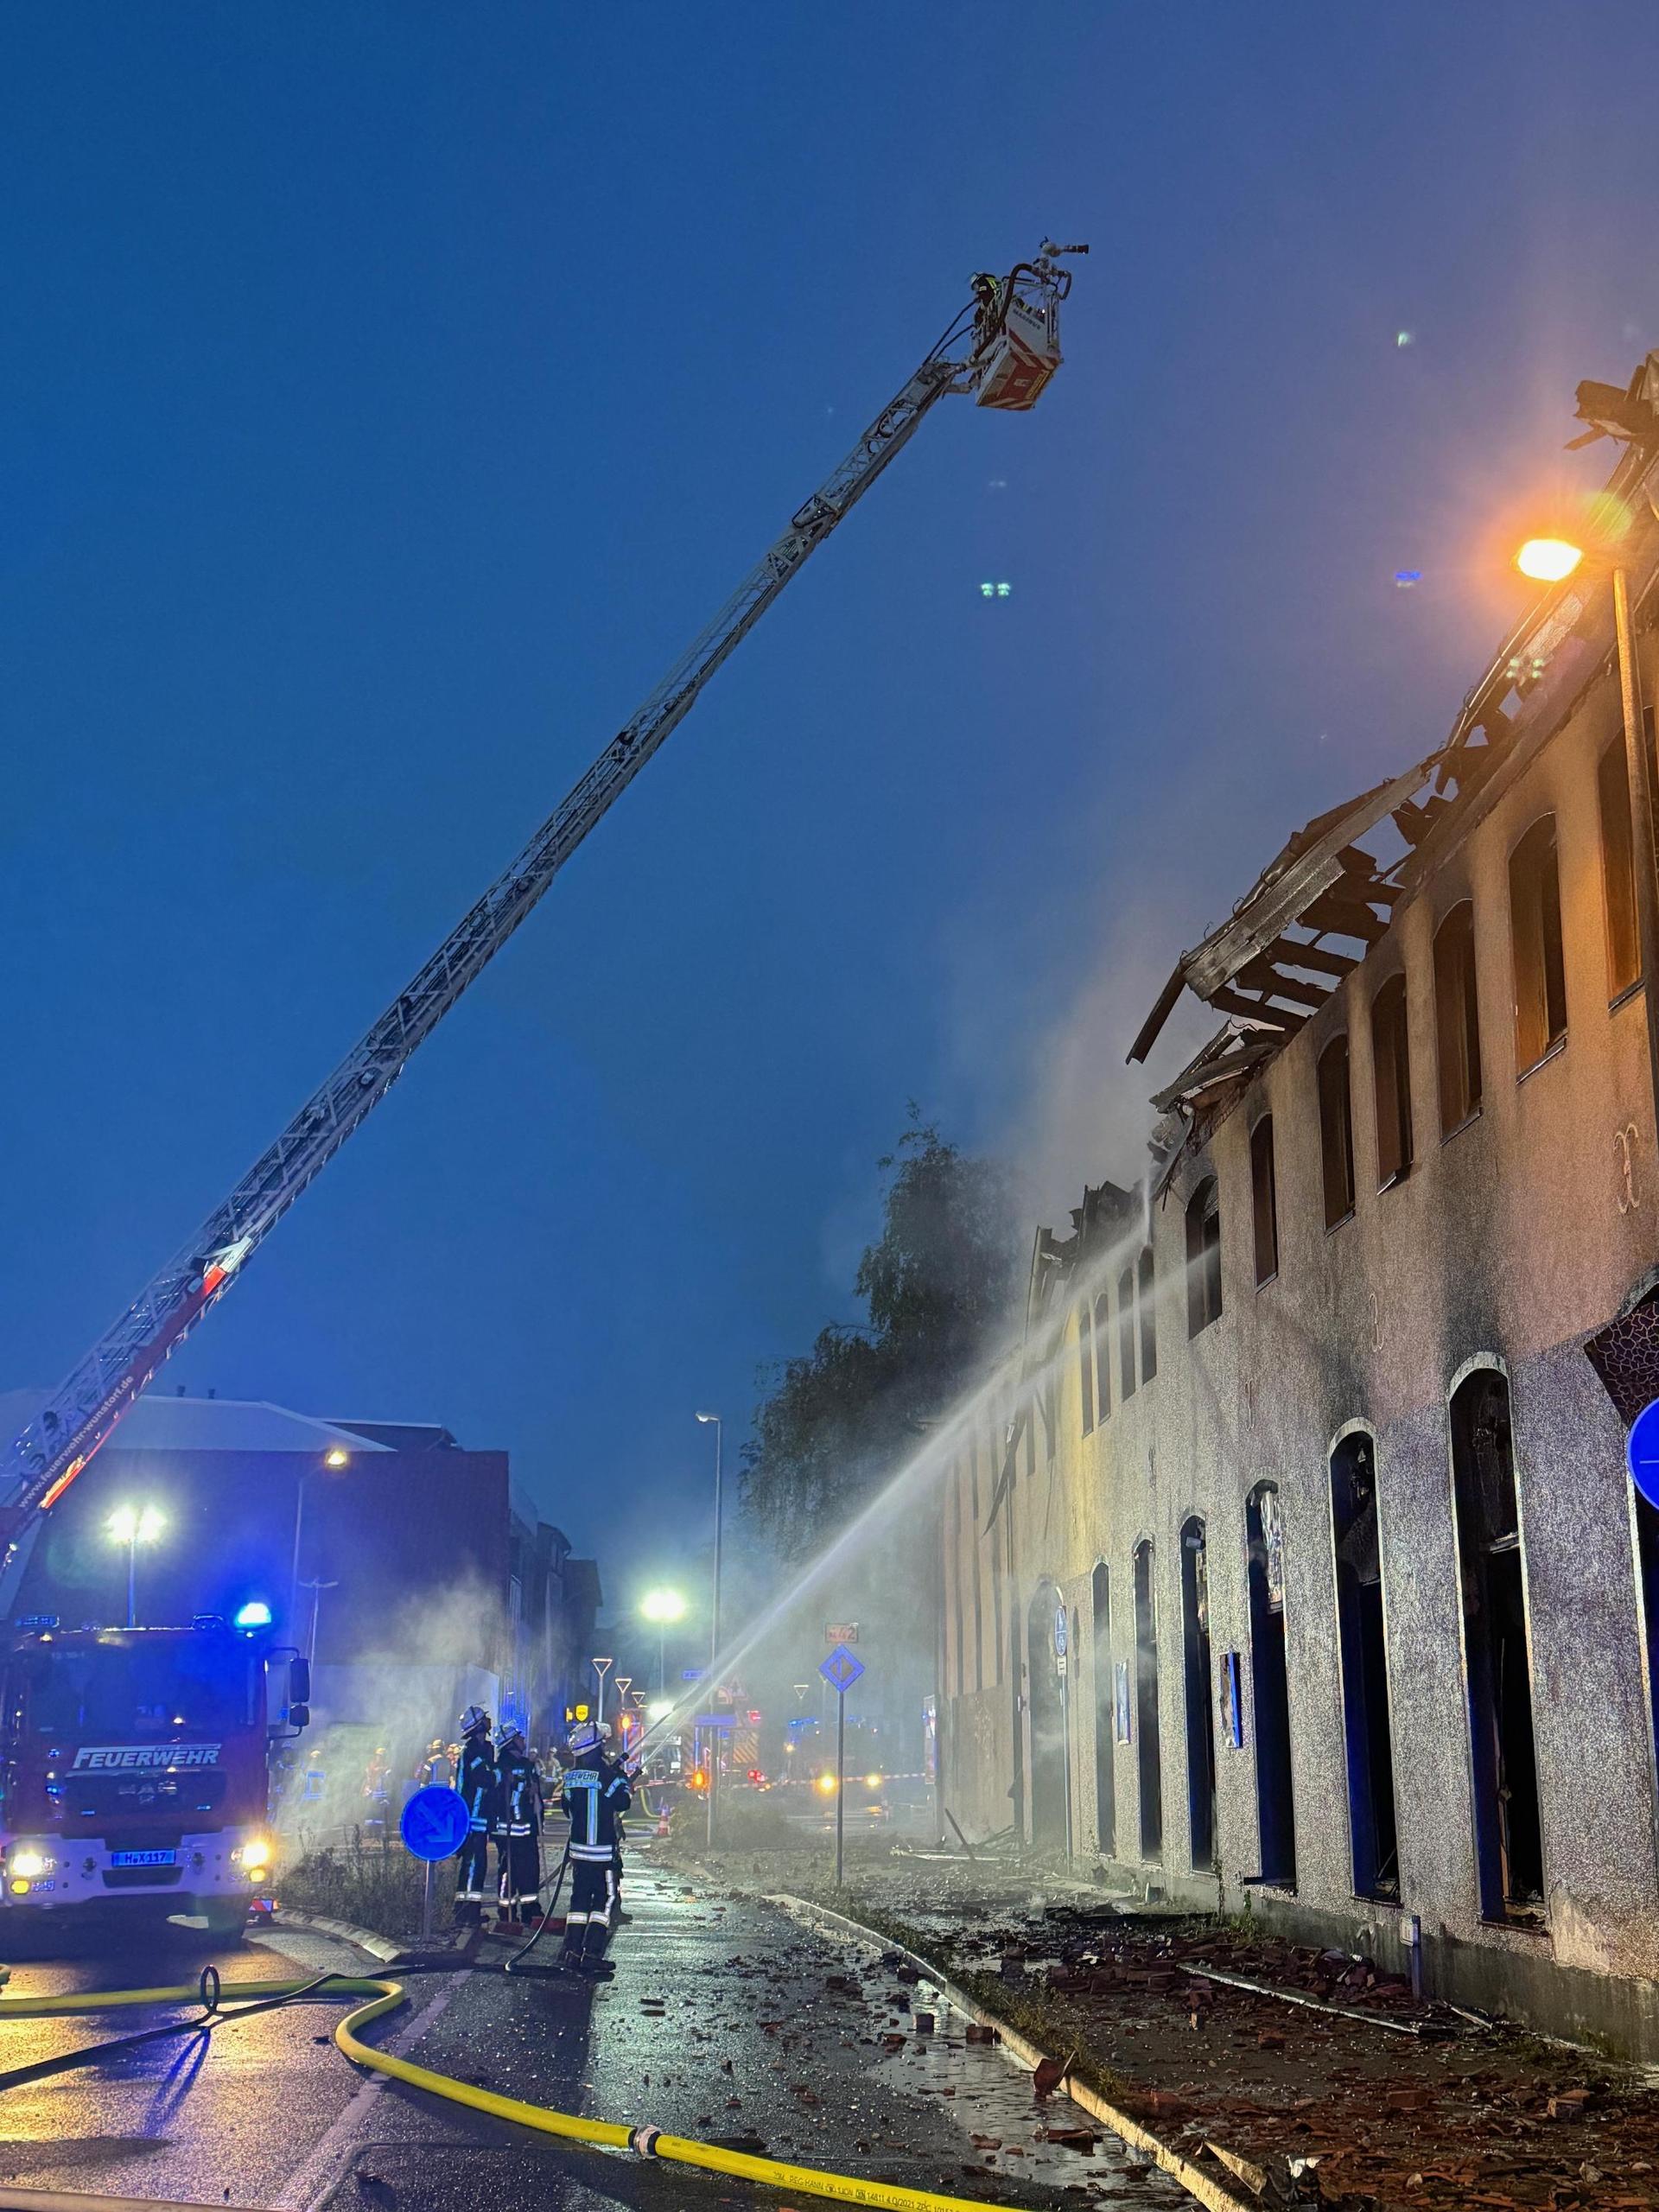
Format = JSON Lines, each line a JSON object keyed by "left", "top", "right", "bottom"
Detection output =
{"left": 0, "top": 1615, "right": 308, "bottom": 1937}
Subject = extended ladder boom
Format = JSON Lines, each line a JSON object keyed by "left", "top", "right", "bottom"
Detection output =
{"left": 1, "top": 242, "right": 1082, "bottom": 1554}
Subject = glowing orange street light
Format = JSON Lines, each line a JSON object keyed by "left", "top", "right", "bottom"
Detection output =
{"left": 1515, "top": 536, "right": 1586, "bottom": 584}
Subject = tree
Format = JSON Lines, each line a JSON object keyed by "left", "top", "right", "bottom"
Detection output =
{"left": 741, "top": 1111, "right": 1020, "bottom": 1561}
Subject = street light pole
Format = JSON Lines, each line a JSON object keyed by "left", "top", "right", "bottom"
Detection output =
{"left": 292, "top": 1448, "right": 350, "bottom": 1638}
{"left": 1519, "top": 527, "right": 1659, "bottom": 1116}
{"left": 696, "top": 1410, "right": 722, "bottom": 1847}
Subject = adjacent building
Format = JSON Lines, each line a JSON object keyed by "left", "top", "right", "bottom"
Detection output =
{"left": 11, "top": 1393, "right": 601, "bottom": 1763}
{"left": 938, "top": 378, "right": 1659, "bottom": 2055}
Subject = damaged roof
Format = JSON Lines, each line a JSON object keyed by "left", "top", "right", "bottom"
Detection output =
{"left": 1128, "top": 373, "right": 1659, "bottom": 1134}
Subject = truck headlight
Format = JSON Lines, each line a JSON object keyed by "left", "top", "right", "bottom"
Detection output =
{"left": 10, "top": 1849, "right": 48, "bottom": 1881}
{"left": 233, "top": 1836, "right": 271, "bottom": 1872}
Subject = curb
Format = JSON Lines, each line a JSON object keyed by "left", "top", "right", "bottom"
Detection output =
{"left": 264, "top": 1910, "right": 410, "bottom": 1964}
{"left": 767, "top": 1892, "right": 1255, "bottom": 2212}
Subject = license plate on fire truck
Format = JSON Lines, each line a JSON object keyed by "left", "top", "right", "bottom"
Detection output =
{"left": 110, "top": 1848, "right": 176, "bottom": 1868}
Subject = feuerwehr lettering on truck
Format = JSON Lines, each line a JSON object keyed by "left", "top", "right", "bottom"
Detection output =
{"left": 70, "top": 1744, "right": 222, "bottom": 1771}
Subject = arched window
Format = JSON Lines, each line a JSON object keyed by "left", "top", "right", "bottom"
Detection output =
{"left": 1318, "top": 1036, "right": 1356, "bottom": 1228}
{"left": 1246, "top": 1482, "right": 1296, "bottom": 1887}
{"left": 1118, "top": 1267, "right": 1138, "bottom": 1397}
{"left": 1093, "top": 1291, "right": 1111, "bottom": 1419}
{"left": 1331, "top": 1433, "right": 1399, "bottom": 1900}
{"left": 1077, "top": 1301, "right": 1095, "bottom": 1436}
{"left": 1138, "top": 1246, "right": 1157, "bottom": 1381}
{"left": 1370, "top": 973, "right": 1414, "bottom": 1187}
{"left": 1132, "top": 1540, "right": 1163, "bottom": 1861}
{"left": 1091, "top": 1563, "right": 1116, "bottom": 1858}
{"left": 1510, "top": 814, "right": 1567, "bottom": 1072}
{"left": 1433, "top": 903, "right": 1483, "bottom": 1135}
{"left": 1249, "top": 1117, "right": 1278, "bottom": 1286}
{"left": 1449, "top": 1369, "right": 1544, "bottom": 1922}
{"left": 1185, "top": 1177, "right": 1222, "bottom": 1336}
{"left": 1179, "top": 1518, "right": 1217, "bottom": 1872}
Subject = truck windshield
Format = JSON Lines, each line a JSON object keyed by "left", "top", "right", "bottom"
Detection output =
{"left": 22, "top": 1642, "right": 257, "bottom": 1739}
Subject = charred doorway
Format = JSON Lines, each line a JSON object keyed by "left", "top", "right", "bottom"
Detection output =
{"left": 1449, "top": 1370, "right": 1544, "bottom": 1923}
{"left": 1330, "top": 1435, "right": 1398, "bottom": 1900}
{"left": 1091, "top": 1563, "right": 1116, "bottom": 1857}
{"left": 1179, "top": 1518, "right": 1217, "bottom": 1871}
{"left": 1026, "top": 1586, "right": 1067, "bottom": 1852}
{"left": 1133, "top": 1539, "right": 1164, "bottom": 1860}
{"left": 1245, "top": 1481, "right": 1297, "bottom": 1886}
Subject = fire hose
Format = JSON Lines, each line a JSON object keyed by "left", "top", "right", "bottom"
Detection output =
{"left": 0, "top": 1967, "right": 1023, "bottom": 2212}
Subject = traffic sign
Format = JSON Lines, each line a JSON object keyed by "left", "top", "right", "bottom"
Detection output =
{"left": 819, "top": 1644, "right": 865, "bottom": 1694}
{"left": 825, "top": 1622, "right": 860, "bottom": 1644}
{"left": 400, "top": 1785, "right": 471, "bottom": 1864}
{"left": 1631, "top": 1399, "right": 1659, "bottom": 1508}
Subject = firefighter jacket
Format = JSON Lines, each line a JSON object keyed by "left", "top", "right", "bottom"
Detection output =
{"left": 457, "top": 1733, "right": 498, "bottom": 1834}
{"left": 556, "top": 1748, "right": 631, "bottom": 1865}
{"left": 492, "top": 1748, "right": 542, "bottom": 1838}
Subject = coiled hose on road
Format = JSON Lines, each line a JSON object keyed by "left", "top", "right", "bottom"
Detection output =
{"left": 0, "top": 1968, "right": 1020, "bottom": 2212}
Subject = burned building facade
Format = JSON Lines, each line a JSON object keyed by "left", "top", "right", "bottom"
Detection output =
{"left": 938, "top": 394, "right": 1659, "bottom": 2054}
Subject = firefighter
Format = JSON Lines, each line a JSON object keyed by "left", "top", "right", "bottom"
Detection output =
{"left": 491, "top": 1723, "right": 543, "bottom": 1929}
{"left": 452, "top": 1704, "right": 495, "bottom": 1927}
{"left": 556, "top": 1717, "right": 632, "bottom": 1974}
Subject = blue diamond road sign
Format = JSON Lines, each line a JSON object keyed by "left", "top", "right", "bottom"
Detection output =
{"left": 400, "top": 1784, "right": 472, "bottom": 1864}
{"left": 819, "top": 1645, "right": 865, "bottom": 1694}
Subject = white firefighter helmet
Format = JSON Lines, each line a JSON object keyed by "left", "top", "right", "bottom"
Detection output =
{"left": 567, "top": 1718, "right": 601, "bottom": 1754}
{"left": 494, "top": 1722, "right": 524, "bottom": 1753}
{"left": 459, "top": 1703, "right": 491, "bottom": 1736}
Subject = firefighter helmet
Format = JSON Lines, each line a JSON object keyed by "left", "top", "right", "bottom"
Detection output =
{"left": 459, "top": 1703, "right": 492, "bottom": 1736}
{"left": 494, "top": 1722, "right": 524, "bottom": 1752}
{"left": 567, "top": 1719, "right": 601, "bottom": 1753}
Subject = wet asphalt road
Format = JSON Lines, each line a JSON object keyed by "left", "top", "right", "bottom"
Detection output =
{"left": 0, "top": 1856, "right": 1184, "bottom": 2212}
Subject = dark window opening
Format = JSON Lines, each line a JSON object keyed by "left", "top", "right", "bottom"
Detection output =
{"left": 1138, "top": 1246, "right": 1157, "bottom": 1381}
{"left": 1636, "top": 1495, "right": 1659, "bottom": 1789}
{"left": 1185, "top": 1177, "right": 1223, "bottom": 1336}
{"left": 1077, "top": 1302, "right": 1095, "bottom": 1436}
{"left": 1331, "top": 1433, "right": 1400, "bottom": 1901}
{"left": 1091, "top": 1563, "right": 1116, "bottom": 1859}
{"left": 1449, "top": 1370, "right": 1544, "bottom": 1923}
{"left": 1179, "top": 1518, "right": 1217, "bottom": 1872}
{"left": 1250, "top": 1117, "right": 1279, "bottom": 1286}
{"left": 1133, "top": 1540, "right": 1163, "bottom": 1862}
{"left": 1433, "top": 903, "right": 1483, "bottom": 1135}
{"left": 1026, "top": 1586, "right": 1067, "bottom": 1853}
{"left": 1319, "top": 1037, "right": 1356, "bottom": 1228}
{"left": 1510, "top": 814, "right": 1567, "bottom": 1073}
{"left": 1093, "top": 1292, "right": 1111, "bottom": 1419}
{"left": 1599, "top": 734, "right": 1641, "bottom": 1001}
{"left": 1118, "top": 1268, "right": 1138, "bottom": 1399}
{"left": 1245, "top": 1482, "right": 1297, "bottom": 1887}
{"left": 1370, "top": 973, "right": 1414, "bottom": 1187}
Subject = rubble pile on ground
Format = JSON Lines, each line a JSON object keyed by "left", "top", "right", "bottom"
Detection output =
{"left": 707, "top": 1847, "right": 1659, "bottom": 2209}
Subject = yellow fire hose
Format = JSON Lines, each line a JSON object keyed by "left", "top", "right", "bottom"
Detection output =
{"left": 0, "top": 1973, "right": 1027, "bottom": 2212}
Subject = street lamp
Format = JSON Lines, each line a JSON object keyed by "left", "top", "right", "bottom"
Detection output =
{"left": 696, "top": 1410, "right": 723, "bottom": 1846}
{"left": 106, "top": 1503, "right": 165, "bottom": 1629}
{"left": 640, "top": 1586, "right": 688, "bottom": 1693}
{"left": 290, "top": 1448, "right": 350, "bottom": 1636}
{"left": 1513, "top": 521, "right": 1659, "bottom": 1116}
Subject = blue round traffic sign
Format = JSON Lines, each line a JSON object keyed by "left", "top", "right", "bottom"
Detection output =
{"left": 1630, "top": 1400, "right": 1659, "bottom": 1510}
{"left": 400, "top": 1784, "right": 471, "bottom": 1863}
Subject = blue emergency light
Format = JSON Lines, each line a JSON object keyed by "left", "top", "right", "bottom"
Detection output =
{"left": 234, "top": 1600, "right": 273, "bottom": 1629}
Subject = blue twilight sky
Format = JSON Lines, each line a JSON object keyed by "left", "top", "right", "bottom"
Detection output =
{"left": 4, "top": 7, "right": 1658, "bottom": 1596}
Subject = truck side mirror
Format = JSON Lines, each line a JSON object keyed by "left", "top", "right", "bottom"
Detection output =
{"left": 289, "top": 1702, "right": 311, "bottom": 1731}
{"left": 289, "top": 1657, "right": 311, "bottom": 1706}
